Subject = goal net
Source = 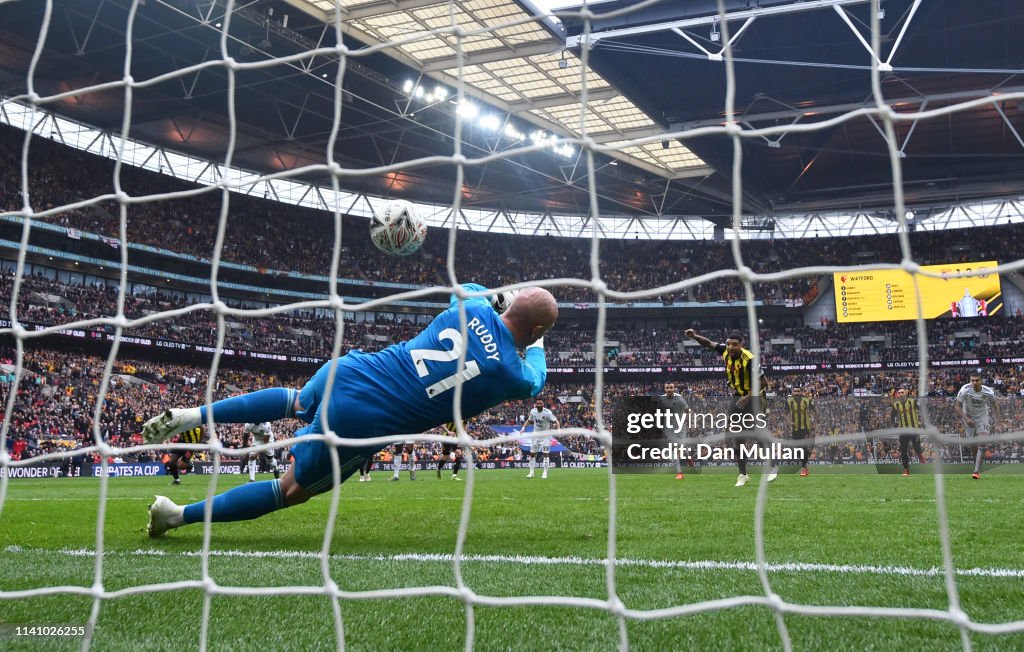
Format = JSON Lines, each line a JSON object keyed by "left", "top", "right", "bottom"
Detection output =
{"left": 1, "top": 0, "right": 1023, "bottom": 649}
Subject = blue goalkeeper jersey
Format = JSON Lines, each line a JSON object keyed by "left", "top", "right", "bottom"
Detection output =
{"left": 316, "top": 284, "right": 546, "bottom": 437}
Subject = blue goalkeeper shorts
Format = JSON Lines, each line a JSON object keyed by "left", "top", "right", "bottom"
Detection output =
{"left": 289, "top": 355, "right": 382, "bottom": 494}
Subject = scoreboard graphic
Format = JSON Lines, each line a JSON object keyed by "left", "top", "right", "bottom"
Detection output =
{"left": 834, "top": 261, "right": 1001, "bottom": 323}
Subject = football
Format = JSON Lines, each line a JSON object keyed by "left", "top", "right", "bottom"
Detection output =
{"left": 369, "top": 199, "right": 428, "bottom": 256}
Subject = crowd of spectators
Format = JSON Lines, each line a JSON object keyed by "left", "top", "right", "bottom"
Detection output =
{"left": 4, "top": 125, "right": 1024, "bottom": 306}
{"left": 6, "top": 269, "right": 1024, "bottom": 366}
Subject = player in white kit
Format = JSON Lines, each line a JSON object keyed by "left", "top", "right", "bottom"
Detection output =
{"left": 520, "top": 398, "right": 559, "bottom": 479}
{"left": 955, "top": 373, "right": 999, "bottom": 479}
{"left": 657, "top": 382, "right": 691, "bottom": 480}
{"left": 243, "top": 422, "right": 280, "bottom": 482}
{"left": 391, "top": 441, "right": 417, "bottom": 481}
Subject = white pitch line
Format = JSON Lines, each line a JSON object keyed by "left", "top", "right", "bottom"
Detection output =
{"left": 5, "top": 546, "right": 1023, "bottom": 579}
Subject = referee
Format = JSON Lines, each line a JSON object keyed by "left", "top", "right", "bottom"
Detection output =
{"left": 786, "top": 387, "right": 814, "bottom": 477}
{"left": 685, "top": 329, "right": 773, "bottom": 487}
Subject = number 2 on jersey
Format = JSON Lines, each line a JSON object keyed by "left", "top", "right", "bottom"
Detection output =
{"left": 409, "top": 328, "right": 481, "bottom": 397}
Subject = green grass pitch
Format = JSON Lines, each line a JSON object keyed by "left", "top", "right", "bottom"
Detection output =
{"left": 1, "top": 468, "right": 1022, "bottom": 651}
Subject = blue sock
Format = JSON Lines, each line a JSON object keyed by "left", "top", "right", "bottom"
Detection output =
{"left": 183, "top": 479, "right": 286, "bottom": 524}
{"left": 199, "top": 387, "right": 296, "bottom": 424}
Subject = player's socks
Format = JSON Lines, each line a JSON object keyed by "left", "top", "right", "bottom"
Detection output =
{"left": 248, "top": 459, "right": 257, "bottom": 482}
{"left": 410, "top": 452, "right": 417, "bottom": 480}
{"left": 199, "top": 388, "right": 297, "bottom": 424}
{"left": 974, "top": 447, "right": 984, "bottom": 474}
{"left": 452, "top": 458, "right": 461, "bottom": 477}
{"left": 170, "top": 457, "right": 180, "bottom": 481}
{"left": 182, "top": 479, "right": 285, "bottom": 524}
{"left": 527, "top": 457, "right": 536, "bottom": 477}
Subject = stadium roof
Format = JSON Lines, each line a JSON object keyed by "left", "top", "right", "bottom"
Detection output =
{"left": 282, "top": 0, "right": 709, "bottom": 178}
{"left": 1, "top": 0, "right": 1024, "bottom": 236}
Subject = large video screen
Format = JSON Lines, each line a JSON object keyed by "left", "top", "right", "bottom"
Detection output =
{"left": 834, "top": 261, "right": 1001, "bottom": 323}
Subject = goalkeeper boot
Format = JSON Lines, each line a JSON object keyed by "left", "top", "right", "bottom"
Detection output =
{"left": 734, "top": 474, "right": 750, "bottom": 487}
{"left": 147, "top": 495, "right": 183, "bottom": 538}
{"left": 142, "top": 409, "right": 198, "bottom": 444}
{"left": 799, "top": 468, "right": 808, "bottom": 478}
{"left": 971, "top": 472, "right": 980, "bottom": 480}
{"left": 902, "top": 469, "right": 911, "bottom": 477}
{"left": 675, "top": 473, "right": 685, "bottom": 480}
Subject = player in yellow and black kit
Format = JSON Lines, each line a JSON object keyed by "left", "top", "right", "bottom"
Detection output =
{"left": 826, "top": 426, "right": 843, "bottom": 465}
{"left": 685, "top": 328, "right": 773, "bottom": 487}
{"left": 165, "top": 426, "right": 204, "bottom": 485}
{"left": 892, "top": 388, "right": 926, "bottom": 476}
{"left": 786, "top": 387, "right": 814, "bottom": 477}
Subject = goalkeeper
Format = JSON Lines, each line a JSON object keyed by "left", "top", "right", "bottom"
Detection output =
{"left": 143, "top": 284, "right": 556, "bottom": 537}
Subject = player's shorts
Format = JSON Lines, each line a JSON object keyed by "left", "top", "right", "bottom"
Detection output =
{"left": 250, "top": 450, "right": 276, "bottom": 462}
{"left": 791, "top": 429, "right": 813, "bottom": 457}
{"left": 289, "top": 355, "right": 388, "bottom": 495}
{"left": 965, "top": 418, "right": 991, "bottom": 437}
{"left": 729, "top": 396, "right": 767, "bottom": 448}
{"left": 898, "top": 434, "right": 920, "bottom": 445}
{"left": 663, "top": 428, "right": 689, "bottom": 442}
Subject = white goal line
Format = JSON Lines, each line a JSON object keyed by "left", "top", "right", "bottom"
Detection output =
{"left": 6, "top": 545, "right": 1024, "bottom": 580}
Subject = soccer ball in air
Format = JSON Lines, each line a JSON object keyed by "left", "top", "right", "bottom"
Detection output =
{"left": 370, "top": 199, "right": 427, "bottom": 256}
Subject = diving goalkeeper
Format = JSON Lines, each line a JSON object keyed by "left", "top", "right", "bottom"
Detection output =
{"left": 142, "top": 284, "right": 556, "bottom": 537}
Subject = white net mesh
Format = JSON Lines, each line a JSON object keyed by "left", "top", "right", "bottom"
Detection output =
{"left": 2, "top": 0, "right": 1024, "bottom": 649}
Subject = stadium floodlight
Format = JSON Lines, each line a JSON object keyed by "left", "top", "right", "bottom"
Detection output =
{"left": 456, "top": 99, "right": 479, "bottom": 119}
{"left": 503, "top": 124, "right": 523, "bottom": 141}
{"left": 479, "top": 114, "right": 501, "bottom": 131}
{"left": 402, "top": 79, "right": 414, "bottom": 93}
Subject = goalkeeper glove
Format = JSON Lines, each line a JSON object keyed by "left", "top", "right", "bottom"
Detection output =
{"left": 491, "top": 289, "right": 520, "bottom": 314}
